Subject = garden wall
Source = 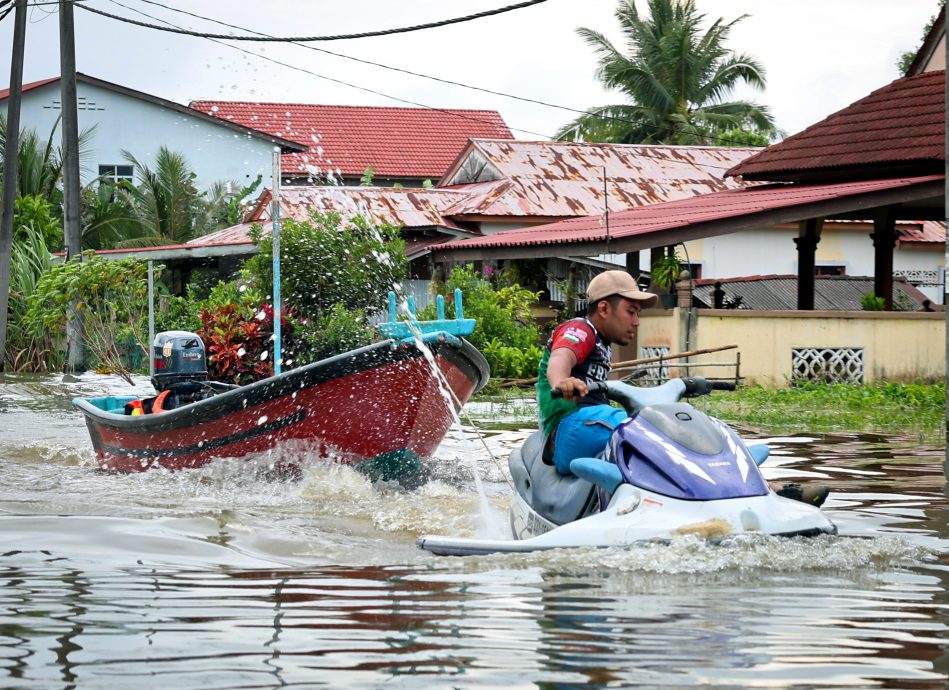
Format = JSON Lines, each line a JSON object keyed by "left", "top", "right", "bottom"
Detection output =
{"left": 637, "top": 308, "right": 945, "bottom": 386}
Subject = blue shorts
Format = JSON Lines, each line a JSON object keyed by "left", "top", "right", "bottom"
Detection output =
{"left": 551, "top": 405, "right": 627, "bottom": 474}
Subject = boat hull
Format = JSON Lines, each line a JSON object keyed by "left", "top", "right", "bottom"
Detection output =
{"left": 75, "top": 339, "right": 489, "bottom": 475}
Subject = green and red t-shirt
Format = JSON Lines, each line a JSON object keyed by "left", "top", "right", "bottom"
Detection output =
{"left": 536, "top": 318, "right": 612, "bottom": 436}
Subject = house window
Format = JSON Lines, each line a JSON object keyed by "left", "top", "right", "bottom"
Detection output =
{"left": 98, "top": 164, "right": 134, "bottom": 184}
{"left": 815, "top": 265, "right": 845, "bottom": 277}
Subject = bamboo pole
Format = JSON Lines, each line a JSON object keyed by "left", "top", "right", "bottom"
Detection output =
{"left": 611, "top": 343, "right": 738, "bottom": 372}
{"left": 498, "top": 344, "right": 739, "bottom": 387}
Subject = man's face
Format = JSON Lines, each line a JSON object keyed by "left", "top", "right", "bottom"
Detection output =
{"left": 599, "top": 297, "right": 642, "bottom": 345}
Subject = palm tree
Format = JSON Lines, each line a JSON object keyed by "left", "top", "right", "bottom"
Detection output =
{"left": 0, "top": 114, "right": 95, "bottom": 203}
{"left": 557, "top": 0, "right": 776, "bottom": 145}
{"left": 116, "top": 146, "right": 203, "bottom": 247}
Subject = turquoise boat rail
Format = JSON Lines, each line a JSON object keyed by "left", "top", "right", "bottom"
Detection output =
{"left": 377, "top": 289, "right": 477, "bottom": 345}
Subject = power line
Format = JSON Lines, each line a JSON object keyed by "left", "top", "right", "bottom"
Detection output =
{"left": 78, "top": 0, "right": 549, "bottom": 41}
{"left": 101, "top": 0, "right": 556, "bottom": 140}
{"left": 133, "top": 0, "right": 587, "bottom": 118}
{"left": 112, "top": 0, "right": 764, "bottom": 155}
{"left": 99, "top": 0, "right": 748, "bottom": 172}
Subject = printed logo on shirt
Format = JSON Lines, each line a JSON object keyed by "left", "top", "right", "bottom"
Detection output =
{"left": 561, "top": 326, "right": 588, "bottom": 344}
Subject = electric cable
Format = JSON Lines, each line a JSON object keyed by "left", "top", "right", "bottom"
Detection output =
{"left": 102, "top": 0, "right": 559, "bottom": 140}
{"left": 97, "top": 0, "right": 753, "bottom": 171}
{"left": 77, "top": 0, "right": 549, "bottom": 42}
{"left": 119, "top": 0, "right": 772, "bottom": 152}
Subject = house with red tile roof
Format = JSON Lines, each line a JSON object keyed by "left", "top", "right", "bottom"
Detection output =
{"left": 188, "top": 101, "right": 513, "bottom": 187}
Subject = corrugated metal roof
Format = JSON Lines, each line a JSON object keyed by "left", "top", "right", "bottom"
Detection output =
{"left": 728, "top": 71, "right": 945, "bottom": 182}
{"left": 188, "top": 186, "right": 472, "bottom": 249}
{"left": 439, "top": 140, "right": 758, "bottom": 218}
{"left": 188, "top": 222, "right": 453, "bottom": 260}
{"left": 692, "top": 275, "right": 932, "bottom": 311}
{"left": 188, "top": 102, "right": 513, "bottom": 179}
{"left": 438, "top": 175, "right": 945, "bottom": 253}
{"left": 253, "top": 186, "right": 470, "bottom": 229}
{"left": 897, "top": 220, "right": 946, "bottom": 245}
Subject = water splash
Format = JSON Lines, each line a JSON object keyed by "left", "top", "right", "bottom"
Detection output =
{"left": 393, "top": 296, "right": 508, "bottom": 539}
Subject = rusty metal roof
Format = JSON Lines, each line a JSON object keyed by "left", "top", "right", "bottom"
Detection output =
{"left": 436, "top": 175, "right": 945, "bottom": 260}
{"left": 248, "top": 186, "right": 470, "bottom": 229}
{"left": 897, "top": 220, "right": 946, "bottom": 246}
{"left": 188, "top": 186, "right": 473, "bottom": 253}
{"left": 692, "top": 275, "right": 932, "bottom": 311}
{"left": 189, "top": 102, "right": 513, "bottom": 179}
{"left": 438, "top": 140, "right": 758, "bottom": 218}
{"left": 728, "top": 71, "right": 945, "bottom": 182}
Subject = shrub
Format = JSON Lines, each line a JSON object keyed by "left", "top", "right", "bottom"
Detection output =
{"left": 481, "top": 339, "right": 544, "bottom": 379}
{"left": 425, "top": 265, "right": 542, "bottom": 377}
{"left": 246, "top": 211, "right": 407, "bottom": 322}
{"left": 25, "top": 253, "right": 152, "bottom": 383}
{"left": 860, "top": 291, "right": 886, "bottom": 311}
{"left": 13, "top": 195, "right": 63, "bottom": 250}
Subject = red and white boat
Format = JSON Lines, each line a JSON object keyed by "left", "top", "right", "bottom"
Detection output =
{"left": 72, "top": 296, "right": 489, "bottom": 480}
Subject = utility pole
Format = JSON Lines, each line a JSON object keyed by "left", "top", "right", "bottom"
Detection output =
{"left": 60, "top": 0, "right": 84, "bottom": 372}
{"left": 0, "top": 0, "right": 28, "bottom": 372}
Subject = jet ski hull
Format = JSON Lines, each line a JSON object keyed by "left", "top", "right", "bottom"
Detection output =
{"left": 417, "top": 485, "right": 836, "bottom": 556}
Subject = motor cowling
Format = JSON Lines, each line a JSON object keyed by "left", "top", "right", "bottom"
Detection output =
{"left": 151, "top": 331, "right": 208, "bottom": 392}
{"left": 610, "top": 403, "right": 769, "bottom": 500}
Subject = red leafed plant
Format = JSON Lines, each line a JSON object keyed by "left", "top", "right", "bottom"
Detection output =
{"left": 197, "top": 303, "right": 274, "bottom": 384}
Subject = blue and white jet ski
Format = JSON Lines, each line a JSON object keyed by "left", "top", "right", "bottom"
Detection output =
{"left": 418, "top": 377, "right": 836, "bottom": 556}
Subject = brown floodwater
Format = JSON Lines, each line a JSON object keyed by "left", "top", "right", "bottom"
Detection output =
{"left": 0, "top": 372, "right": 946, "bottom": 689}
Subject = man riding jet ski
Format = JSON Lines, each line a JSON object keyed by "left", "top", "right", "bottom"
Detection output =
{"left": 416, "top": 271, "right": 833, "bottom": 556}
{"left": 539, "top": 270, "right": 828, "bottom": 507}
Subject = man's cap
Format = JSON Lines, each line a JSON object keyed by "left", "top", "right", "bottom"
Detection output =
{"left": 586, "top": 270, "right": 658, "bottom": 308}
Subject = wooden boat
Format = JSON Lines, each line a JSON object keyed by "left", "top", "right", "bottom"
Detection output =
{"left": 72, "top": 293, "right": 490, "bottom": 480}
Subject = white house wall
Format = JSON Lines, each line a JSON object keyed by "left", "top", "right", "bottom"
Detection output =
{"left": 18, "top": 82, "right": 276, "bottom": 193}
{"left": 684, "top": 226, "right": 944, "bottom": 302}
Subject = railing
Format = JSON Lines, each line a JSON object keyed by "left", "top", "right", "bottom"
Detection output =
{"left": 615, "top": 345, "right": 741, "bottom": 387}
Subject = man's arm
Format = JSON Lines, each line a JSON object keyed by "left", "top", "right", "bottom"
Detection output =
{"left": 547, "top": 348, "right": 588, "bottom": 402}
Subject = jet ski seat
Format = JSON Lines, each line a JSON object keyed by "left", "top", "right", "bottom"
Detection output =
{"left": 508, "top": 431, "right": 599, "bottom": 526}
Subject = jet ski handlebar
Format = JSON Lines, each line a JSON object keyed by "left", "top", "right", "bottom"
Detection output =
{"left": 551, "top": 376, "right": 735, "bottom": 414}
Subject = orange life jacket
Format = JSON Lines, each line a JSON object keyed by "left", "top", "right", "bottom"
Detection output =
{"left": 152, "top": 389, "right": 172, "bottom": 413}
{"left": 126, "top": 399, "right": 145, "bottom": 416}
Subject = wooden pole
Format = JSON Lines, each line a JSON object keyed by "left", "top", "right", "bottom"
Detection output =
{"left": 0, "top": 0, "right": 27, "bottom": 371}
{"left": 60, "top": 0, "right": 84, "bottom": 372}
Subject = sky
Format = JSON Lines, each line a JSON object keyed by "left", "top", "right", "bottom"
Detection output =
{"left": 0, "top": 0, "right": 943, "bottom": 141}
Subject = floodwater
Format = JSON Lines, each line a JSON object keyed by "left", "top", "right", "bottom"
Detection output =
{"left": 0, "top": 373, "right": 946, "bottom": 689}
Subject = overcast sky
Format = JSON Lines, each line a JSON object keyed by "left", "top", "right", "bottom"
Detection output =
{"left": 0, "top": 0, "right": 942, "bottom": 141}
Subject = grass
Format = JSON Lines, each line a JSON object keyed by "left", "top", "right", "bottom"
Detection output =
{"left": 468, "top": 382, "right": 947, "bottom": 442}
{"left": 693, "top": 381, "right": 946, "bottom": 443}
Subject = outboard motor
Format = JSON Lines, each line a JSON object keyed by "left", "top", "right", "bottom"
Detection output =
{"left": 151, "top": 331, "right": 208, "bottom": 393}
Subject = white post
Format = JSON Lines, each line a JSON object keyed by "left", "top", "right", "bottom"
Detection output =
{"left": 148, "top": 260, "right": 154, "bottom": 378}
{"left": 272, "top": 150, "right": 282, "bottom": 376}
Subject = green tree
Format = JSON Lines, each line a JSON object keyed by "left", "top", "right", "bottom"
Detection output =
{"left": 115, "top": 146, "right": 204, "bottom": 247}
{"left": 247, "top": 211, "right": 407, "bottom": 321}
{"left": 557, "top": 0, "right": 776, "bottom": 145}
{"left": 3, "top": 222, "right": 57, "bottom": 371}
{"left": 25, "top": 254, "right": 153, "bottom": 383}
{"left": 13, "top": 194, "right": 62, "bottom": 250}
{"left": 0, "top": 113, "right": 95, "bottom": 206}
{"left": 897, "top": 0, "right": 945, "bottom": 75}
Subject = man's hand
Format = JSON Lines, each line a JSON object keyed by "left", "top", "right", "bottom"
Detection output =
{"left": 555, "top": 376, "right": 588, "bottom": 402}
